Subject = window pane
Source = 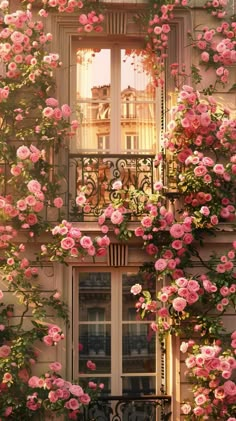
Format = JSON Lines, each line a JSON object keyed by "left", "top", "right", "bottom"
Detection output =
{"left": 79, "top": 324, "right": 111, "bottom": 373}
{"left": 123, "top": 323, "right": 156, "bottom": 373}
{"left": 122, "top": 376, "right": 156, "bottom": 395}
{"left": 121, "top": 49, "right": 157, "bottom": 153}
{"left": 79, "top": 272, "right": 111, "bottom": 321}
{"left": 76, "top": 49, "right": 111, "bottom": 151}
{"left": 122, "top": 272, "right": 156, "bottom": 321}
{"left": 78, "top": 273, "right": 111, "bottom": 375}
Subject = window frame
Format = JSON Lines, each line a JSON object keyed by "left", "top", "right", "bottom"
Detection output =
{"left": 70, "top": 38, "right": 161, "bottom": 154}
{"left": 72, "top": 267, "right": 163, "bottom": 396}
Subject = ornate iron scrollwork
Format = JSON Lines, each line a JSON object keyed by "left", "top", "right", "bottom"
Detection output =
{"left": 79, "top": 395, "right": 171, "bottom": 421}
{"left": 69, "top": 154, "right": 155, "bottom": 221}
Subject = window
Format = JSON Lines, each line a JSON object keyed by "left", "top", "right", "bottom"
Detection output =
{"left": 126, "top": 134, "right": 139, "bottom": 152}
{"left": 72, "top": 269, "right": 163, "bottom": 396}
{"left": 71, "top": 42, "right": 159, "bottom": 154}
{"left": 98, "top": 134, "right": 110, "bottom": 152}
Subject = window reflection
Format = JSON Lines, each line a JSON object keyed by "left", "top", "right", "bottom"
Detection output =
{"left": 78, "top": 273, "right": 111, "bottom": 374}
{"left": 122, "top": 376, "right": 156, "bottom": 395}
{"left": 74, "top": 46, "right": 157, "bottom": 153}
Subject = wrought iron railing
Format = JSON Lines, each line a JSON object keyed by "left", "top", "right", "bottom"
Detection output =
{"left": 78, "top": 395, "right": 171, "bottom": 421}
{"left": 69, "top": 154, "right": 155, "bottom": 221}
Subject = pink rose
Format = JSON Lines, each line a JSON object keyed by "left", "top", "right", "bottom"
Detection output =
{"left": 194, "top": 166, "right": 207, "bottom": 177}
{"left": 76, "top": 193, "right": 86, "bottom": 206}
{"left": 181, "top": 403, "right": 191, "bottom": 414}
{"left": 27, "top": 179, "right": 41, "bottom": 193}
{"left": 154, "top": 258, "right": 167, "bottom": 272}
{"left": 110, "top": 210, "right": 124, "bottom": 225}
{"left": 86, "top": 360, "right": 96, "bottom": 370}
{"left": 61, "top": 103, "right": 71, "bottom": 117}
{"left": 61, "top": 237, "right": 75, "bottom": 250}
{"left": 172, "top": 297, "right": 187, "bottom": 312}
{"left": 201, "top": 51, "right": 209, "bottom": 62}
{"left": 69, "top": 385, "right": 84, "bottom": 397}
{"left": 134, "top": 227, "right": 145, "bottom": 237}
{"left": 213, "top": 164, "right": 225, "bottom": 174}
{"left": 80, "top": 236, "right": 93, "bottom": 249}
{"left": 28, "top": 376, "right": 40, "bottom": 388}
{"left": 67, "top": 398, "right": 80, "bottom": 410}
{"left": 180, "top": 342, "right": 189, "bottom": 353}
{"left": 130, "top": 283, "right": 142, "bottom": 295}
{"left": 79, "top": 393, "right": 91, "bottom": 405}
{"left": 43, "top": 335, "right": 53, "bottom": 346}
{"left": 16, "top": 145, "right": 30, "bottom": 160}
{"left": 49, "top": 361, "right": 62, "bottom": 372}
{"left": 112, "top": 180, "right": 122, "bottom": 190}
{"left": 200, "top": 206, "right": 210, "bottom": 216}
{"left": 53, "top": 197, "right": 63, "bottom": 208}
{"left": 0, "top": 345, "right": 11, "bottom": 357}
{"left": 170, "top": 223, "right": 185, "bottom": 238}
{"left": 223, "top": 380, "right": 236, "bottom": 396}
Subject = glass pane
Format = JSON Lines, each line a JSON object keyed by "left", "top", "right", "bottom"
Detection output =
{"left": 76, "top": 49, "right": 111, "bottom": 151}
{"left": 122, "top": 272, "right": 156, "bottom": 321}
{"left": 79, "top": 272, "right": 111, "bottom": 320}
{"left": 122, "top": 376, "right": 156, "bottom": 395}
{"left": 79, "top": 324, "right": 111, "bottom": 374}
{"left": 121, "top": 49, "right": 157, "bottom": 153}
{"left": 122, "top": 323, "right": 156, "bottom": 373}
{"left": 79, "top": 377, "right": 111, "bottom": 396}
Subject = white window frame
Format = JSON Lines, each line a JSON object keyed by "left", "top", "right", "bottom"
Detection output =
{"left": 72, "top": 267, "right": 162, "bottom": 396}
{"left": 71, "top": 39, "right": 161, "bottom": 154}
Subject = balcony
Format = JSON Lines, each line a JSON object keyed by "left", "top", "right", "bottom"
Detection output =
{"left": 78, "top": 395, "right": 171, "bottom": 421}
{"left": 69, "top": 154, "right": 155, "bottom": 221}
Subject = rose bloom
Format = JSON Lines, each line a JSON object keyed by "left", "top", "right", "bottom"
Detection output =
{"left": 193, "top": 406, "right": 205, "bottom": 416}
{"left": 194, "top": 165, "right": 207, "bottom": 177}
{"left": 200, "top": 206, "right": 210, "bottom": 216}
{"left": 69, "top": 228, "right": 81, "bottom": 239}
{"left": 150, "top": 322, "right": 158, "bottom": 332}
{"left": 146, "top": 243, "right": 158, "bottom": 255}
{"left": 172, "top": 297, "right": 187, "bottom": 312}
{"left": 134, "top": 227, "right": 144, "bottom": 237}
{"left": 3, "top": 372, "right": 12, "bottom": 383}
{"left": 43, "top": 335, "right": 53, "bottom": 346}
{"left": 61, "top": 103, "right": 71, "bottom": 117}
{"left": 181, "top": 403, "right": 191, "bottom": 414}
{"left": 69, "top": 385, "right": 84, "bottom": 397}
{"left": 141, "top": 216, "right": 153, "bottom": 228}
{"left": 86, "top": 360, "right": 96, "bottom": 370}
{"left": 110, "top": 210, "right": 124, "bottom": 225}
{"left": 170, "top": 223, "right": 185, "bottom": 238}
{"left": 67, "top": 398, "right": 80, "bottom": 410}
{"left": 53, "top": 197, "right": 63, "bottom": 208}
{"left": 80, "top": 235, "right": 93, "bottom": 249}
{"left": 130, "top": 283, "right": 142, "bottom": 295}
{"left": 176, "top": 277, "right": 188, "bottom": 287}
{"left": 49, "top": 361, "right": 62, "bottom": 372}
{"left": 224, "top": 380, "right": 236, "bottom": 396}
{"left": 16, "top": 145, "right": 30, "bottom": 160}
{"left": 154, "top": 258, "right": 167, "bottom": 272}
{"left": 213, "top": 163, "right": 225, "bottom": 174}
{"left": 0, "top": 345, "right": 11, "bottom": 357}
{"left": 112, "top": 180, "right": 122, "bottom": 190}
{"left": 28, "top": 376, "right": 40, "bottom": 388}
{"left": 76, "top": 193, "right": 86, "bottom": 206}
{"left": 27, "top": 179, "right": 41, "bottom": 193}
{"left": 79, "top": 393, "right": 91, "bottom": 405}
{"left": 185, "top": 355, "right": 196, "bottom": 368}
{"left": 195, "top": 393, "right": 207, "bottom": 406}
{"left": 180, "top": 342, "right": 189, "bottom": 353}
{"left": 201, "top": 346, "right": 216, "bottom": 359}
{"left": 61, "top": 237, "right": 75, "bottom": 250}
